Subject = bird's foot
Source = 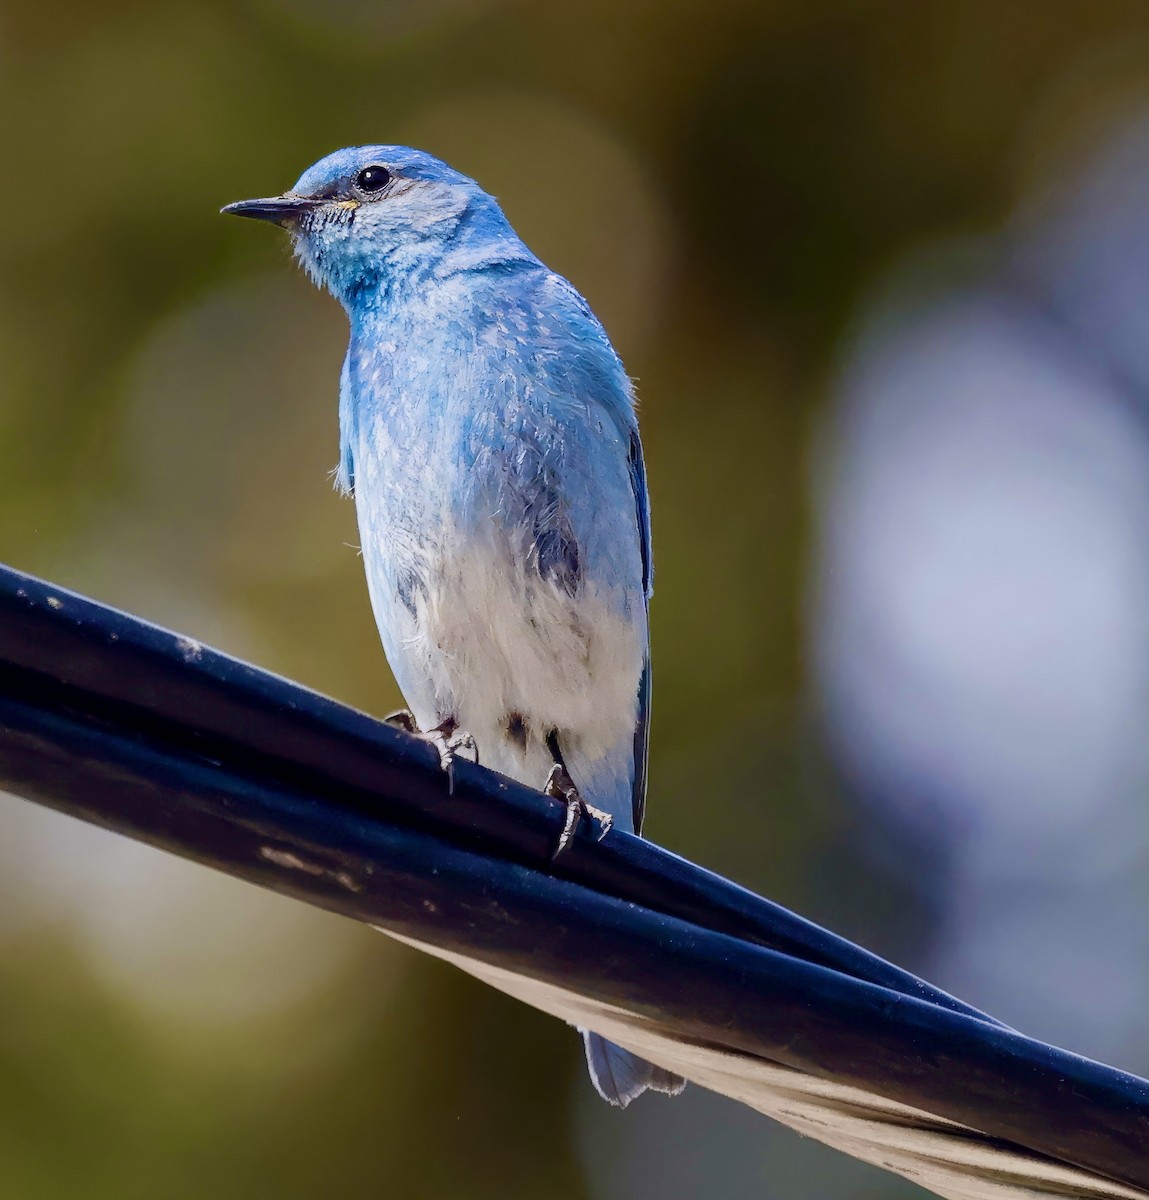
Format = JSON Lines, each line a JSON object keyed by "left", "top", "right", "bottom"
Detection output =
{"left": 544, "top": 764, "right": 613, "bottom": 858}
{"left": 385, "top": 711, "right": 478, "bottom": 794}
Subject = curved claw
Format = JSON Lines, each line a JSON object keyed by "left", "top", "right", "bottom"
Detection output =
{"left": 386, "top": 712, "right": 478, "bottom": 794}
{"left": 545, "top": 764, "right": 613, "bottom": 858}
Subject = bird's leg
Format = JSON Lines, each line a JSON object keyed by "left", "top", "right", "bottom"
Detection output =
{"left": 544, "top": 730, "right": 613, "bottom": 858}
{"left": 385, "top": 710, "right": 478, "bottom": 794}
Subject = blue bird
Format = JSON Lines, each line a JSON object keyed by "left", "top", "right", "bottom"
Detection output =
{"left": 223, "top": 146, "right": 685, "bottom": 1107}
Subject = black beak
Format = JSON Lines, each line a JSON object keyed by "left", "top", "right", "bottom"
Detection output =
{"left": 220, "top": 195, "right": 319, "bottom": 225}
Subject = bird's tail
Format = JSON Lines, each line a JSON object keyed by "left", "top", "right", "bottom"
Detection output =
{"left": 582, "top": 1030, "right": 686, "bottom": 1107}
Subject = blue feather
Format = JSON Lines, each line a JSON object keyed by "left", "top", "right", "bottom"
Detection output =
{"left": 236, "top": 143, "right": 683, "bottom": 1106}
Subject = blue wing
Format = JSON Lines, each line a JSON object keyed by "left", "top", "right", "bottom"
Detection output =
{"left": 628, "top": 427, "right": 653, "bottom": 834}
{"left": 535, "top": 276, "right": 654, "bottom": 834}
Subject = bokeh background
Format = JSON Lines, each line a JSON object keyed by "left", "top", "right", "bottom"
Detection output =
{"left": 2, "top": 2, "right": 1149, "bottom": 1196}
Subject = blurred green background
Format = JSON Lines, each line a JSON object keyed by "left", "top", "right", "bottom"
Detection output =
{"left": 2, "top": 2, "right": 1149, "bottom": 1197}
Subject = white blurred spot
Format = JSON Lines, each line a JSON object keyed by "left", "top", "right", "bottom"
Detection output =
{"left": 814, "top": 103, "right": 1149, "bottom": 1067}
{"left": 0, "top": 795, "right": 381, "bottom": 1030}
{"left": 818, "top": 288, "right": 1149, "bottom": 871}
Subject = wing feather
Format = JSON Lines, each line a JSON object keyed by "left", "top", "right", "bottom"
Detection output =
{"left": 628, "top": 428, "right": 653, "bottom": 833}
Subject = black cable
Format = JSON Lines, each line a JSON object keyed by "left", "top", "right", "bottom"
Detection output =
{"left": 0, "top": 563, "right": 1144, "bottom": 1196}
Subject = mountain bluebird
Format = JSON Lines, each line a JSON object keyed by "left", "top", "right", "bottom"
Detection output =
{"left": 223, "top": 146, "right": 685, "bottom": 1107}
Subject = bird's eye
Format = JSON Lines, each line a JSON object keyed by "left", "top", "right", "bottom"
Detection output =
{"left": 355, "top": 165, "right": 392, "bottom": 194}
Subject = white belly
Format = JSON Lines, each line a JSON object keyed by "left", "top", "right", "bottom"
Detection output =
{"left": 363, "top": 531, "right": 645, "bottom": 797}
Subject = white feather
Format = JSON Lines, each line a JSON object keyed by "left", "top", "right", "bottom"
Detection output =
{"left": 357, "top": 460, "right": 645, "bottom": 821}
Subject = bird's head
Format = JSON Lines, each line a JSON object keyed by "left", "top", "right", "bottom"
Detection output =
{"left": 223, "top": 145, "right": 525, "bottom": 307}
